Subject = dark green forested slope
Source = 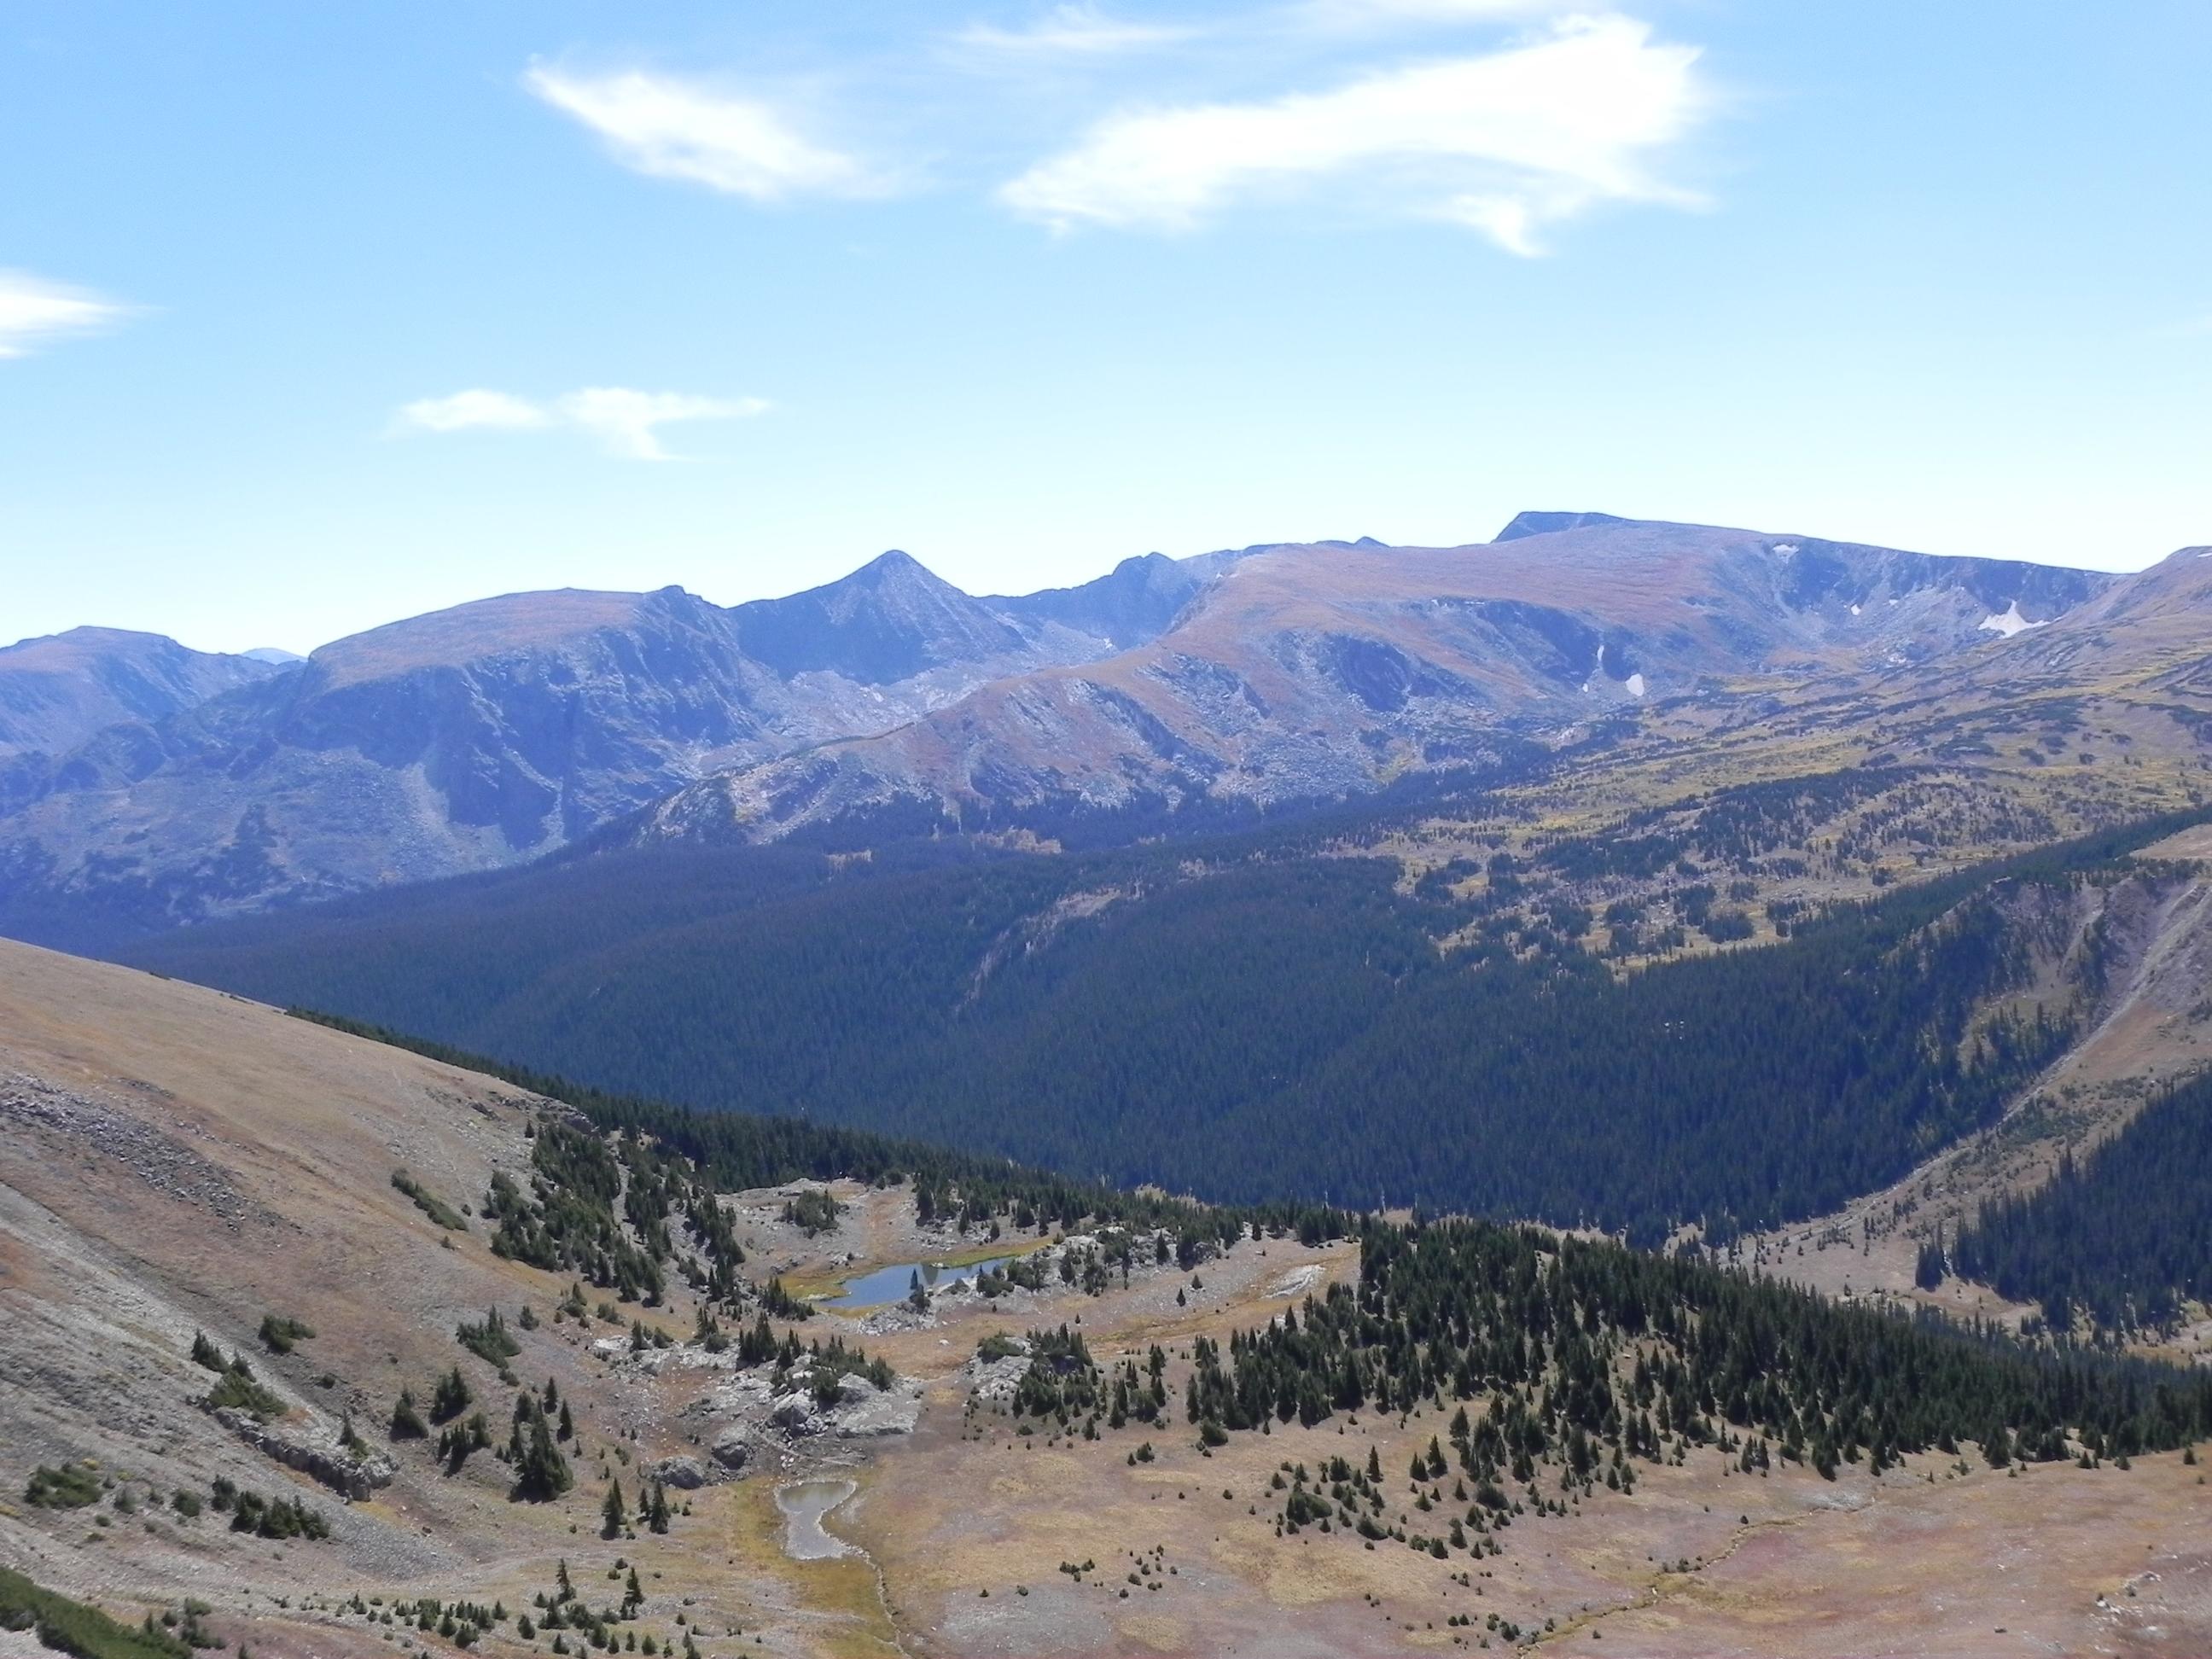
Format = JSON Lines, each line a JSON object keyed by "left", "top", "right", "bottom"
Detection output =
{"left": 292, "top": 1004, "right": 1350, "bottom": 1253}
{"left": 128, "top": 810, "right": 2203, "bottom": 1244}
{"left": 1945, "top": 1069, "right": 2212, "bottom": 1333}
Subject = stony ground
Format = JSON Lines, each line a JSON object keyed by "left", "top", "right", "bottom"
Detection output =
{"left": 3, "top": 936, "right": 2209, "bottom": 1658}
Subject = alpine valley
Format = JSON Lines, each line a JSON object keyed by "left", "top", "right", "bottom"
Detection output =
{"left": 7, "top": 515, "right": 2212, "bottom": 1657}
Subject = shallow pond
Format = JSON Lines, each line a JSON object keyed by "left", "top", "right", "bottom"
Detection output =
{"left": 825, "top": 1255, "right": 1010, "bottom": 1311}
{"left": 775, "top": 1478, "right": 857, "bottom": 1561}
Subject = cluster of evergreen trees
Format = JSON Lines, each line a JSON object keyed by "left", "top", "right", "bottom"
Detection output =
{"left": 189, "top": 1332, "right": 283, "bottom": 1421}
{"left": 1943, "top": 1069, "right": 2212, "bottom": 1333}
{"left": 998, "top": 1216, "right": 2212, "bottom": 1524}
{"left": 0, "top": 1567, "right": 194, "bottom": 1659}
{"left": 208, "top": 1477, "right": 329, "bottom": 1540}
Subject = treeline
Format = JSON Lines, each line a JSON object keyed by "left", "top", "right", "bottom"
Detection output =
{"left": 1194, "top": 1218, "right": 2212, "bottom": 1479}
{"left": 292, "top": 1007, "right": 1353, "bottom": 1251}
{"left": 1945, "top": 1070, "right": 2212, "bottom": 1333}
{"left": 985, "top": 1214, "right": 2212, "bottom": 1571}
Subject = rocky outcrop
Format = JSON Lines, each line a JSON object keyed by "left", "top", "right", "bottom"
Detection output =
{"left": 965, "top": 1347, "right": 1034, "bottom": 1410}
{"left": 209, "top": 1405, "right": 395, "bottom": 1500}
{"left": 680, "top": 1355, "right": 923, "bottom": 1473}
{"left": 649, "top": 1456, "right": 712, "bottom": 1490}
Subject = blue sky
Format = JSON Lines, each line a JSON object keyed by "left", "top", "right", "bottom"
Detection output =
{"left": 3, "top": 0, "right": 2208, "bottom": 655}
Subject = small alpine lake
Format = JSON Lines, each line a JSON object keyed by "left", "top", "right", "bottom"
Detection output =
{"left": 824, "top": 1254, "right": 1010, "bottom": 1311}
{"left": 773, "top": 1478, "right": 858, "bottom": 1561}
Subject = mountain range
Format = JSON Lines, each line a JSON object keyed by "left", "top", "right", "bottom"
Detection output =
{"left": 0, "top": 514, "right": 2143, "bottom": 947}
{"left": 9, "top": 512, "right": 2212, "bottom": 1659}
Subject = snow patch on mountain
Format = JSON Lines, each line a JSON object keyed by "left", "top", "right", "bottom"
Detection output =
{"left": 1979, "top": 600, "right": 2046, "bottom": 638}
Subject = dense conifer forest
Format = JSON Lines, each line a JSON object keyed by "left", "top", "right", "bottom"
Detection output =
{"left": 150, "top": 810, "right": 2203, "bottom": 1243}
{"left": 293, "top": 1008, "right": 1351, "bottom": 1253}
{"left": 1944, "top": 1069, "right": 2212, "bottom": 1333}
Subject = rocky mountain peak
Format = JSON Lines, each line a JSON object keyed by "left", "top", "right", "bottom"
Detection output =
{"left": 0, "top": 626, "right": 283, "bottom": 760}
{"left": 1494, "top": 510, "right": 1634, "bottom": 542}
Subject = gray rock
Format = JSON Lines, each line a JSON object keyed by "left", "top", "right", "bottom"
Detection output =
{"left": 649, "top": 1456, "right": 711, "bottom": 1490}
{"left": 830, "top": 1388, "right": 922, "bottom": 1439}
{"left": 708, "top": 1430, "right": 753, "bottom": 1471}
{"left": 210, "top": 1405, "right": 394, "bottom": 1500}
{"left": 769, "top": 1393, "right": 822, "bottom": 1435}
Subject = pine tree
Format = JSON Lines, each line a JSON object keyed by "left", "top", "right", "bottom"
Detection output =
{"left": 1915, "top": 1224, "right": 1947, "bottom": 1291}
{"left": 602, "top": 1478, "right": 626, "bottom": 1539}
{"left": 432, "top": 1365, "right": 474, "bottom": 1423}
{"left": 391, "top": 1387, "right": 428, "bottom": 1440}
{"left": 515, "top": 1414, "right": 573, "bottom": 1503}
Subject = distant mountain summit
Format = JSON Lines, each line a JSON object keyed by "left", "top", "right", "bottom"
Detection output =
{"left": 1494, "top": 509, "right": 1634, "bottom": 540}
{"left": 0, "top": 626, "right": 282, "bottom": 760}
{"left": 636, "top": 515, "right": 2119, "bottom": 850}
{"left": 731, "top": 551, "right": 1030, "bottom": 684}
{"left": 0, "top": 516, "right": 2152, "bottom": 946}
{"left": 0, "top": 546, "right": 1243, "bottom": 943}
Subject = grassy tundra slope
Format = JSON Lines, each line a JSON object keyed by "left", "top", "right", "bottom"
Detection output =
{"left": 3, "top": 939, "right": 2212, "bottom": 1656}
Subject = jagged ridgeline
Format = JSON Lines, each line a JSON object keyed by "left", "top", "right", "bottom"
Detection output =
{"left": 143, "top": 806, "right": 2209, "bottom": 1245}
{"left": 1941, "top": 1068, "right": 2212, "bottom": 1334}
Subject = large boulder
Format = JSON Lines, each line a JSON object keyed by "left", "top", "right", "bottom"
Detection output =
{"left": 708, "top": 1429, "right": 753, "bottom": 1472}
{"left": 770, "top": 1392, "right": 824, "bottom": 1435}
{"left": 650, "top": 1456, "right": 712, "bottom": 1490}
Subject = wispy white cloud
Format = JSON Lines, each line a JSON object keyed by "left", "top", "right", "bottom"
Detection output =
{"left": 998, "top": 14, "right": 1705, "bottom": 252}
{"left": 0, "top": 270, "right": 135, "bottom": 358}
{"left": 1294, "top": 0, "right": 1573, "bottom": 31}
{"left": 952, "top": 4, "right": 1196, "bottom": 58}
{"left": 394, "top": 387, "right": 769, "bottom": 460}
{"left": 555, "top": 388, "right": 770, "bottom": 460}
{"left": 396, "top": 389, "right": 554, "bottom": 433}
{"left": 525, "top": 65, "right": 876, "bottom": 201}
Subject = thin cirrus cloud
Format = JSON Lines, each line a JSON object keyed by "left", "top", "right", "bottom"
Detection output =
{"left": 952, "top": 4, "right": 1196, "bottom": 57}
{"left": 1294, "top": 0, "right": 1576, "bottom": 29}
{"left": 525, "top": 65, "right": 876, "bottom": 201}
{"left": 395, "top": 388, "right": 770, "bottom": 462}
{"left": 0, "top": 269, "right": 135, "bottom": 358}
{"left": 998, "top": 13, "right": 1707, "bottom": 253}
